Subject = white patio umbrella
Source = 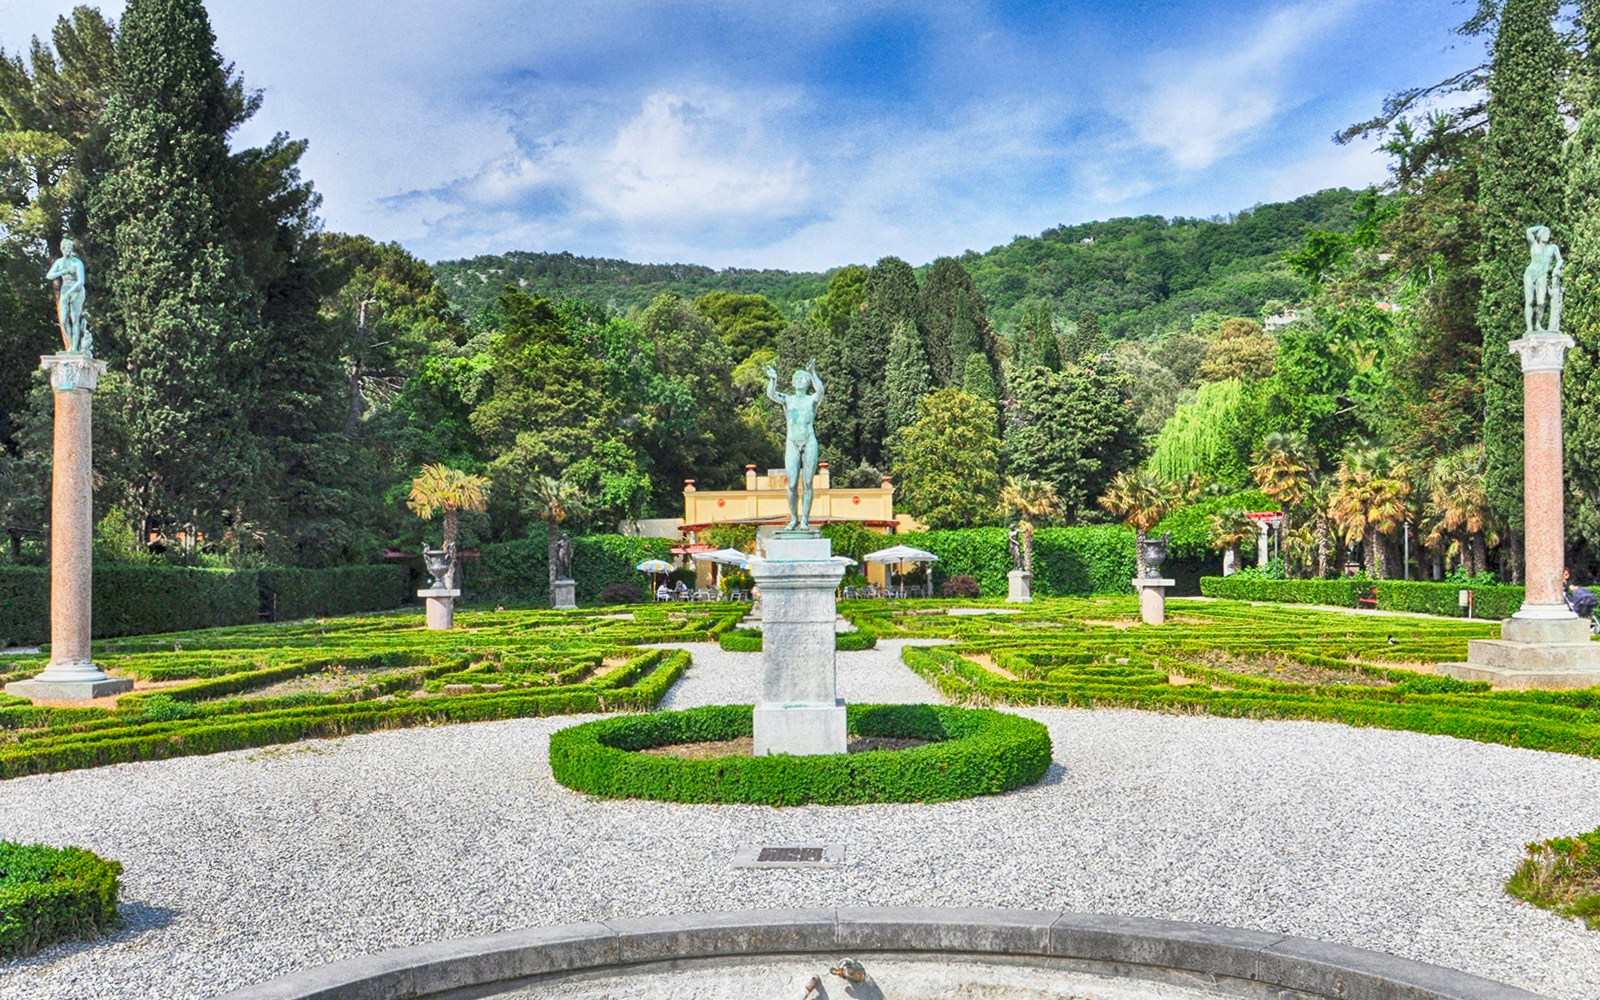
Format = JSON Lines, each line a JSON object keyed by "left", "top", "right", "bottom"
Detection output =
{"left": 637, "top": 558, "right": 673, "bottom": 591}
{"left": 862, "top": 545, "right": 938, "bottom": 595}
{"left": 692, "top": 548, "right": 749, "bottom": 587}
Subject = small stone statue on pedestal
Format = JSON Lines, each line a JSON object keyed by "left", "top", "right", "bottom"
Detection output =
{"left": 1006, "top": 526, "right": 1032, "bottom": 603}
{"left": 551, "top": 531, "right": 577, "bottom": 610}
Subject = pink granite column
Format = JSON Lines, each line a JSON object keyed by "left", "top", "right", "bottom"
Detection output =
{"left": 3, "top": 354, "right": 130, "bottom": 698}
{"left": 1510, "top": 334, "right": 1575, "bottom": 620}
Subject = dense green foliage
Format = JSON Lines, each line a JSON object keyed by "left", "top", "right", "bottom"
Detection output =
{"left": 1507, "top": 825, "right": 1600, "bottom": 927}
{"left": 894, "top": 525, "right": 1136, "bottom": 598}
{"left": 0, "top": 841, "right": 121, "bottom": 958}
{"left": 0, "top": 605, "right": 739, "bottom": 778}
{"left": 717, "top": 626, "right": 877, "bottom": 652}
{"left": 892, "top": 389, "right": 1002, "bottom": 529}
{"left": 1197, "top": 576, "right": 1525, "bottom": 620}
{"left": 471, "top": 534, "right": 675, "bottom": 605}
{"left": 1566, "top": 1, "right": 1600, "bottom": 558}
{"left": 0, "top": 564, "right": 410, "bottom": 646}
{"left": 1476, "top": 0, "right": 1566, "bottom": 561}
{"left": 548, "top": 703, "right": 1052, "bottom": 806}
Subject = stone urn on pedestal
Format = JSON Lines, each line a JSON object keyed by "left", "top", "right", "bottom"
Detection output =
{"left": 419, "top": 547, "right": 459, "bottom": 630}
{"left": 1132, "top": 532, "right": 1175, "bottom": 626}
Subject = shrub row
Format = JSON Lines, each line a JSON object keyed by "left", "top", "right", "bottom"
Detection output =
{"left": 548, "top": 703, "right": 1053, "bottom": 805}
{"left": 894, "top": 525, "right": 1136, "bottom": 599}
{"left": 717, "top": 627, "right": 878, "bottom": 652}
{"left": 0, "top": 565, "right": 412, "bottom": 647}
{"left": 0, "top": 841, "right": 122, "bottom": 959}
{"left": 472, "top": 534, "right": 676, "bottom": 605}
{"left": 1198, "top": 576, "right": 1525, "bottom": 618}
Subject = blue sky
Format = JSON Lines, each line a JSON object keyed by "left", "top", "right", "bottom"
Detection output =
{"left": 0, "top": 0, "right": 1481, "bottom": 270}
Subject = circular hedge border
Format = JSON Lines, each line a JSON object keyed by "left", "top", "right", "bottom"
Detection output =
{"left": 0, "top": 841, "right": 122, "bottom": 959}
{"left": 717, "top": 627, "right": 877, "bottom": 652}
{"left": 548, "top": 703, "right": 1052, "bottom": 805}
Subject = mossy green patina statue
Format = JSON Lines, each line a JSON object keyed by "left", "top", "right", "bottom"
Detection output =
{"left": 763, "top": 359, "right": 824, "bottom": 531}
{"left": 1525, "top": 225, "right": 1564, "bottom": 336}
{"left": 45, "top": 238, "right": 92, "bottom": 355}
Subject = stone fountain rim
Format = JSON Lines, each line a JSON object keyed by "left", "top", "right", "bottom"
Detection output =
{"left": 214, "top": 906, "right": 1550, "bottom": 1000}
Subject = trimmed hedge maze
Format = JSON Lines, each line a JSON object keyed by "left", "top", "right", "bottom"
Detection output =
{"left": 0, "top": 604, "right": 744, "bottom": 779}
{"left": 549, "top": 703, "right": 1052, "bottom": 805}
{"left": 859, "top": 597, "right": 1600, "bottom": 759}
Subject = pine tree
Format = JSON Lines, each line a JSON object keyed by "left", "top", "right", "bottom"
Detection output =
{"left": 918, "top": 257, "right": 998, "bottom": 387}
{"left": 1564, "top": 0, "right": 1600, "bottom": 552}
{"left": 1063, "top": 310, "right": 1107, "bottom": 362}
{"left": 1014, "top": 301, "right": 1061, "bottom": 372}
{"left": 1476, "top": 0, "right": 1565, "bottom": 580}
{"left": 88, "top": 0, "right": 264, "bottom": 536}
{"left": 962, "top": 351, "right": 997, "bottom": 400}
{"left": 884, "top": 318, "right": 931, "bottom": 445}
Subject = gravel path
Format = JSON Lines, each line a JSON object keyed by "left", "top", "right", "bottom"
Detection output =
{"left": 3, "top": 639, "right": 1599, "bottom": 999}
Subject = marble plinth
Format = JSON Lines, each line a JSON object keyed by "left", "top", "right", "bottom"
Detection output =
{"left": 419, "top": 588, "right": 460, "bottom": 630}
{"left": 1007, "top": 569, "right": 1032, "bottom": 603}
{"left": 1132, "top": 578, "right": 1175, "bottom": 626}
{"left": 748, "top": 535, "right": 848, "bottom": 756}
{"left": 551, "top": 578, "right": 577, "bottom": 610}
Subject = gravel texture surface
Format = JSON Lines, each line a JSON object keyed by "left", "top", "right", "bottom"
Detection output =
{"left": 2, "top": 639, "right": 1598, "bottom": 999}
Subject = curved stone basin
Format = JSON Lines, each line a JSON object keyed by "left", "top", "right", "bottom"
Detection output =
{"left": 219, "top": 908, "right": 1551, "bottom": 1000}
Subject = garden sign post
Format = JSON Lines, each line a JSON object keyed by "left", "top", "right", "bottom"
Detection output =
{"left": 6, "top": 242, "right": 131, "bottom": 701}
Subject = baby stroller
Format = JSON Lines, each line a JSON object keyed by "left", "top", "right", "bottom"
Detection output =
{"left": 1568, "top": 584, "right": 1600, "bottom": 635}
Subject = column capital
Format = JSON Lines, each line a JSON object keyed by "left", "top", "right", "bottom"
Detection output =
{"left": 1508, "top": 333, "right": 1574, "bottom": 374}
{"left": 40, "top": 352, "right": 107, "bottom": 392}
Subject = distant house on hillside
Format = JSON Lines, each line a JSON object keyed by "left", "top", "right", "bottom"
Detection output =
{"left": 1264, "top": 309, "right": 1303, "bottom": 331}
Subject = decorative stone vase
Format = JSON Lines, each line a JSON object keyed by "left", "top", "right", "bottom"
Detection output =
{"left": 1138, "top": 532, "right": 1170, "bottom": 579}
{"left": 422, "top": 548, "right": 451, "bottom": 589}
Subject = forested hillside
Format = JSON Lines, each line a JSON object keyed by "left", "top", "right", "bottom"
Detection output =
{"left": 432, "top": 187, "right": 1360, "bottom": 339}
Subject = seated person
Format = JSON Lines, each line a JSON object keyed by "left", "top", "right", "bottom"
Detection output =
{"left": 656, "top": 583, "right": 671, "bottom": 601}
{"left": 673, "top": 579, "right": 689, "bottom": 598}
{"left": 1567, "top": 569, "right": 1597, "bottom": 618}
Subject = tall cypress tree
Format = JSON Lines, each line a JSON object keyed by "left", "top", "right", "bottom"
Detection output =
{"left": 88, "top": 0, "right": 262, "bottom": 536}
{"left": 918, "top": 257, "right": 998, "bottom": 388}
{"left": 884, "top": 318, "right": 931, "bottom": 446}
{"left": 844, "top": 256, "right": 918, "bottom": 467}
{"left": 1476, "top": 0, "right": 1565, "bottom": 580}
{"left": 1564, "top": 0, "right": 1600, "bottom": 553}
{"left": 1014, "top": 301, "right": 1061, "bottom": 372}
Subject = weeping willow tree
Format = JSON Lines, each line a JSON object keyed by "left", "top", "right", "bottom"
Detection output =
{"left": 1147, "top": 379, "right": 1256, "bottom": 486}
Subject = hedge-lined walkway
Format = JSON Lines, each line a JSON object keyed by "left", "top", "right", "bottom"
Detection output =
{"left": 0, "top": 638, "right": 1596, "bottom": 999}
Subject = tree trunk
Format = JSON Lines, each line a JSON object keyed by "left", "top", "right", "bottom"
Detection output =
{"left": 1315, "top": 515, "right": 1329, "bottom": 578}
{"left": 1363, "top": 527, "right": 1378, "bottom": 576}
{"left": 1471, "top": 534, "right": 1488, "bottom": 578}
{"left": 1134, "top": 527, "right": 1147, "bottom": 578}
{"left": 1505, "top": 531, "right": 1523, "bottom": 583}
{"left": 547, "top": 520, "right": 560, "bottom": 590}
{"left": 444, "top": 508, "right": 459, "bottom": 589}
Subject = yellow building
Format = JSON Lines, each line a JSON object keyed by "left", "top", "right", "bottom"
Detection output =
{"left": 677, "top": 463, "right": 921, "bottom": 586}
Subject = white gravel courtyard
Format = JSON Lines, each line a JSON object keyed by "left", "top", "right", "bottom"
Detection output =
{"left": 3, "top": 638, "right": 1599, "bottom": 999}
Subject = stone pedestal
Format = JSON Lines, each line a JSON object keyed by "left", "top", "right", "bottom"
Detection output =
{"left": 419, "top": 588, "right": 460, "bottom": 630}
{"left": 1440, "top": 333, "right": 1600, "bottom": 688}
{"left": 1007, "top": 569, "right": 1032, "bottom": 603}
{"left": 551, "top": 578, "right": 577, "bottom": 610}
{"left": 748, "top": 532, "right": 848, "bottom": 756}
{"left": 1132, "top": 578, "right": 1175, "bottom": 626}
{"left": 5, "top": 354, "right": 130, "bottom": 702}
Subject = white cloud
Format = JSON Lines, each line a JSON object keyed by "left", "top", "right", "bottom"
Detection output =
{"left": 1122, "top": 0, "right": 1368, "bottom": 171}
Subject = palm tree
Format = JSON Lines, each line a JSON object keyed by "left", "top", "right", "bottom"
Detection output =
{"left": 1428, "top": 444, "right": 1495, "bottom": 576}
{"left": 407, "top": 464, "right": 491, "bottom": 588}
{"left": 998, "top": 476, "right": 1063, "bottom": 575}
{"left": 1251, "top": 431, "right": 1316, "bottom": 576}
{"left": 1208, "top": 508, "right": 1257, "bottom": 575}
{"left": 524, "top": 475, "right": 590, "bottom": 594}
{"left": 1327, "top": 444, "right": 1412, "bottom": 577}
{"left": 1099, "top": 469, "right": 1180, "bottom": 576}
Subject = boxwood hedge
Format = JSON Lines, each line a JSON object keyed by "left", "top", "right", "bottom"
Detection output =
{"left": 548, "top": 703, "right": 1052, "bottom": 805}
{"left": 717, "top": 627, "right": 877, "bottom": 652}
{"left": 0, "top": 841, "right": 121, "bottom": 959}
{"left": 1198, "top": 575, "right": 1524, "bottom": 618}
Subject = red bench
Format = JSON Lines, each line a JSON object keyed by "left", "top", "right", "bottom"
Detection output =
{"left": 1357, "top": 586, "right": 1378, "bottom": 609}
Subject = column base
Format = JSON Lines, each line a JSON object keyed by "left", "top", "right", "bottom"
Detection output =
{"left": 551, "top": 579, "right": 577, "bottom": 610}
{"left": 1132, "top": 578, "right": 1175, "bottom": 626}
{"left": 753, "top": 700, "right": 847, "bottom": 756}
{"left": 1436, "top": 616, "right": 1600, "bottom": 689}
{"left": 1006, "top": 570, "right": 1032, "bottom": 603}
{"left": 419, "top": 588, "right": 461, "bottom": 630}
{"left": 5, "top": 674, "right": 132, "bottom": 701}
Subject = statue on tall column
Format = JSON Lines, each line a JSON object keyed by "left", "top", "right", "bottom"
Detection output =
{"left": 1525, "top": 225, "right": 1564, "bottom": 336}
{"left": 45, "top": 238, "right": 92, "bottom": 355}
{"left": 763, "top": 359, "right": 825, "bottom": 531}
